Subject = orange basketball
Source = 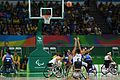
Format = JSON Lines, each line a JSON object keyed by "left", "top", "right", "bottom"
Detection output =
{"left": 66, "top": 1, "right": 72, "bottom": 7}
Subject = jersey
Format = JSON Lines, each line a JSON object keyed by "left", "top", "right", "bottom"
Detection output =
{"left": 4, "top": 53, "right": 12, "bottom": 64}
{"left": 64, "top": 54, "right": 69, "bottom": 60}
{"left": 104, "top": 55, "right": 110, "bottom": 60}
{"left": 84, "top": 54, "right": 92, "bottom": 61}
{"left": 73, "top": 53, "right": 82, "bottom": 63}
{"left": 49, "top": 57, "right": 57, "bottom": 64}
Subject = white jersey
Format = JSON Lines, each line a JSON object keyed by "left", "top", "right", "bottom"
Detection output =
{"left": 73, "top": 53, "right": 82, "bottom": 63}
{"left": 49, "top": 57, "right": 57, "bottom": 64}
{"left": 104, "top": 55, "right": 110, "bottom": 60}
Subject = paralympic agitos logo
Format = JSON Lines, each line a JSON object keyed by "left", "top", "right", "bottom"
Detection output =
{"left": 35, "top": 59, "right": 44, "bottom": 67}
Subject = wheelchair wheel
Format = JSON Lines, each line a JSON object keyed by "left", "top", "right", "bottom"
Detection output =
{"left": 10, "top": 64, "right": 16, "bottom": 74}
{"left": 72, "top": 70, "right": 86, "bottom": 80}
{"left": 65, "top": 65, "right": 72, "bottom": 77}
{"left": 43, "top": 66, "right": 53, "bottom": 78}
{"left": 88, "top": 65, "right": 97, "bottom": 76}
{"left": 93, "top": 65, "right": 97, "bottom": 76}
{"left": 53, "top": 65, "right": 63, "bottom": 78}
{"left": 0, "top": 65, "right": 3, "bottom": 74}
{"left": 109, "top": 64, "right": 118, "bottom": 75}
{"left": 101, "top": 65, "right": 109, "bottom": 75}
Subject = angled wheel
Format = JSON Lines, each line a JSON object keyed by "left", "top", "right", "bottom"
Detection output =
{"left": 93, "top": 65, "right": 97, "bottom": 76}
{"left": 101, "top": 65, "right": 109, "bottom": 75}
{"left": 53, "top": 65, "right": 63, "bottom": 78}
{"left": 109, "top": 64, "right": 118, "bottom": 75}
{"left": 43, "top": 66, "right": 53, "bottom": 78}
{"left": 0, "top": 65, "right": 3, "bottom": 74}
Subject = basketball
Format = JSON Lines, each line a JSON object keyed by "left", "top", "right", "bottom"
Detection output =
{"left": 66, "top": 1, "right": 72, "bottom": 7}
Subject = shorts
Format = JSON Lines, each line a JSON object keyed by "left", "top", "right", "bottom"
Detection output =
{"left": 104, "top": 60, "right": 111, "bottom": 68}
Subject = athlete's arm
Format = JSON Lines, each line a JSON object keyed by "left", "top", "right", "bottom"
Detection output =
{"left": 11, "top": 55, "right": 15, "bottom": 63}
{"left": 72, "top": 38, "right": 77, "bottom": 56}
{"left": 1, "top": 50, "right": 3, "bottom": 57}
{"left": 77, "top": 37, "right": 82, "bottom": 54}
{"left": 108, "top": 55, "right": 113, "bottom": 62}
{"left": 85, "top": 46, "right": 94, "bottom": 53}
{"left": 2, "top": 55, "right": 6, "bottom": 62}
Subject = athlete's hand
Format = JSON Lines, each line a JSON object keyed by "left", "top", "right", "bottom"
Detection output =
{"left": 74, "top": 38, "right": 77, "bottom": 41}
{"left": 90, "top": 46, "right": 94, "bottom": 50}
{"left": 77, "top": 37, "right": 79, "bottom": 40}
{"left": 92, "top": 46, "right": 94, "bottom": 49}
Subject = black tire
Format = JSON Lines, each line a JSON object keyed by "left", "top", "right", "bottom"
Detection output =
{"left": 11, "top": 64, "right": 17, "bottom": 74}
{"left": 93, "top": 66, "right": 97, "bottom": 76}
{"left": 66, "top": 65, "right": 72, "bottom": 77}
{"left": 80, "top": 72, "right": 86, "bottom": 80}
{"left": 43, "top": 66, "right": 53, "bottom": 78}
{"left": 109, "top": 64, "right": 118, "bottom": 75}
{"left": 101, "top": 65, "right": 109, "bottom": 75}
{"left": 72, "top": 66, "right": 86, "bottom": 80}
{"left": 53, "top": 65, "right": 63, "bottom": 78}
{"left": 0, "top": 65, "right": 3, "bottom": 73}
{"left": 72, "top": 71, "right": 86, "bottom": 80}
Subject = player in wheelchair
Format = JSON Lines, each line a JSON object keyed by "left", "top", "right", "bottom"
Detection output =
{"left": 0, "top": 50, "right": 17, "bottom": 74}
{"left": 72, "top": 58, "right": 88, "bottom": 80}
{"left": 101, "top": 52, "right": 118, "bottom": 75}
{"left": 84, "top": 52, "right": 97, "bottom": 76}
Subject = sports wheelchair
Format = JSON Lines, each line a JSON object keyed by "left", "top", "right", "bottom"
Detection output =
{"left": 101, "top": 61, "right": 118, "bottom": 75}
{"left": 0, "top": 62, "right": 17, "bottom": 74}
{"left": 72, "top": 61, "right": 86, "bottom": 80}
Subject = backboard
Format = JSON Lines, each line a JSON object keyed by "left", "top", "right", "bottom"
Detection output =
{"left": 28, "top": 0, "right": 64, "bottom": 24}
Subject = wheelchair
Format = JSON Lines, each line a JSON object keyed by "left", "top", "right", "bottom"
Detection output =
{"left": 85, "top": 60, "right": 97, "bottom": 76}
{"left": 72, "top": 61, "right": 86, "bottom": 80}
{"left": 101, "top": 61, "right": 118, "bottom": 75}
{"left": 0, "top": 62, "right": 17, "bottom": 74}
{"left": 43, "top": 62, "right": 63, "bottom": 78}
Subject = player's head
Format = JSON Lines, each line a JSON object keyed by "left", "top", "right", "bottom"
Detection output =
{"left": 107, "top": 52, "right": 111, "bottom": 56}
{"left": 82, "top": 47, "right": 87, "bottom": 51}
{"left": 14, "top": 51, "right": 17, "bottom": 55}
{"left": 6, "top": 49, "right": 10, "bottom": 54}
{"left": 4, "top": 41, "right": 9, "bottom": 46}
{"left": 56, "top": 52, "right": 63, "bottom": 57}
{"left": 76, "top": 48, "right": 80, "bottom": 54}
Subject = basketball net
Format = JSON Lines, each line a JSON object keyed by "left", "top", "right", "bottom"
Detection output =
{"left": 42, "top": 15, "right": 51, "bottom": 24}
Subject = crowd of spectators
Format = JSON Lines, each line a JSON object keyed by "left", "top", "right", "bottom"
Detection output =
{"left": 0, "top": 1, "right": 37, "bottom": 35}
{"left": 98, "top": 2, "right": 120, "bottom": 34}
{"left": 0, "top": 1, "right": 119, "bottom": 35}
{"left": 42, "top": 2, "right": 102, "bottom": 35}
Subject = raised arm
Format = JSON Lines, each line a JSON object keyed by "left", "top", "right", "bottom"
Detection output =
{"left": 85, "top": 46, "right": 94, "bottom": 54}
{"left": 1, "top": 50, "right": 3, "bottom": 57}
{"left": 77, "top": 37, "right": 82, "bottom": 53}
{"left": 72, "top": 38, "right": 77, "bottom": 56}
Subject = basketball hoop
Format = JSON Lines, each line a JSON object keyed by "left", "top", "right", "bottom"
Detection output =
{"left": 42, "top": 15, "right": 51, "bottom": 24}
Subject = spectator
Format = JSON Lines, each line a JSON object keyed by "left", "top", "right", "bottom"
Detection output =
{"left": 21, "top": 55, "right": 28, "bottom": 70}
{"left": 1, "top": 41, "right": 9, "bottom": 57}
{"left": 13, "top": 51, "right": 20, "bottom": 71}
{"left": 1, "top": 1, "right": 120, "bottom": 35}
